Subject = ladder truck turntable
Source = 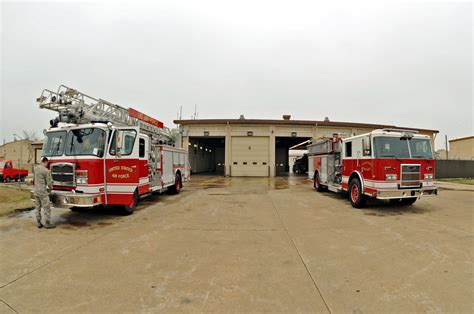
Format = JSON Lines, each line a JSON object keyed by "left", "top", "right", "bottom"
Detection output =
{"left": 308, "top": 129, "right": 437, "bottom": 208}
{"left": 35, "top": 84, "right": 190, "bottom": 214}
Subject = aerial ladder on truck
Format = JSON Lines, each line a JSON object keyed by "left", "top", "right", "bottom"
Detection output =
{"left": 36, "top": 84, "right": 178, "bottom": 145}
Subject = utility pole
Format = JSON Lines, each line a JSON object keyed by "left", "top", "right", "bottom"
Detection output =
{"left": 13, "top": 134, "right": 23, "bottom": 188}
{"left": 445, "top": 135, "right": 449, "bottom": 160}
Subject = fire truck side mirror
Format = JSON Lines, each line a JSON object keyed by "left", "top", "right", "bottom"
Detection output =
{"left": 362, "top": 138, "right": 371, "bottom": 156}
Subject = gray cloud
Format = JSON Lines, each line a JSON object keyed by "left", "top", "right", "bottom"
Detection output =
{"left": 1, "top": 0, "right": 472, "bottom": 149}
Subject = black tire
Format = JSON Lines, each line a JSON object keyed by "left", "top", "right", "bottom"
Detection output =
{"left": 348, "top": 178, "right": 367, "bottom": 208}
{"left": 401, "top": 198, "right": 417, "bottom": 205}
{"left": 168, "top": 173, "right": 182, "bottom": 194}
{"left": 5, "top": 176, "right": 11, "bottom": 183}
{"left": 314, "top": 172, "right": 324, "bottom": 192}
{"left": 20, "top": 176, "right": 25, "bottom": 182}
{"left": 123, "top": 190, "right": 138, "bottom": 215}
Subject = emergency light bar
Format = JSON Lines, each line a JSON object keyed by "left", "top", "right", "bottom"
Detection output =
{"left": 382, "top": 128, "right": 419, "bottom": 134}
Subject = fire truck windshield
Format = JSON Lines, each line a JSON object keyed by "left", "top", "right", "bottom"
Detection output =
{"left": 374, "top": 136, "right": 433, "bottom": 159}
{"left": 43, "top": 131, "right": 67, "bottom": 157}
{"left": 65, "top": 128, "right": 106, "bottom": 157}
{"left": 408, "top": 138, "right": 433, "bottom": 159}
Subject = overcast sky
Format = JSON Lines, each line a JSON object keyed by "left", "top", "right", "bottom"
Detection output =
{"left": 1, "top": 0, "right": 472, "bottom": 149}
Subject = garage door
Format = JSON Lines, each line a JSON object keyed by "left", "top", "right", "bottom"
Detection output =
{"left": 231, "top": 136, "right": 269, "bottom": 177}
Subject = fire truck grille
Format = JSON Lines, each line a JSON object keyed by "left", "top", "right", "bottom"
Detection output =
{"left": 51, "top": 163, "right": 75, "bottom": 187}
{"left": 401, "top": 165, "right": 421, "bottom": 187}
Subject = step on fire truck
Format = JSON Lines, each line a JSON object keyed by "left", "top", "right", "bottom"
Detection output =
{"left": 308, "top": 129, "right": 437, "bottom": 208}
{"left": 36, "top": 84, "right": 190, "bottom": 214}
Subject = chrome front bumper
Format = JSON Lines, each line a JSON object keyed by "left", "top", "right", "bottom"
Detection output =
{"left": 375, "top": 188, "right": 438, "bottom": 200}
{"left": 31, "top": 190, "right": 102, "bottom": 208}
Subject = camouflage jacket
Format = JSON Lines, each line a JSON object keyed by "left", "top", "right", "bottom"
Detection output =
{"left": 34, "top": 164, "right": 53, "bottom": 195}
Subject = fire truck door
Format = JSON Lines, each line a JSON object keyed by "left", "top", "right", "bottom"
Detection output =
{"left": 105, "top": 128, "right": 140, "bottom": 195}
{"left": 138, "top": 136, "right": 149, "bottom": 192}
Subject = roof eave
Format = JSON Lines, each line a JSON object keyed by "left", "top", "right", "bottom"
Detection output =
{"left": 173, "top": 119, "right": 439, "bottom": 133}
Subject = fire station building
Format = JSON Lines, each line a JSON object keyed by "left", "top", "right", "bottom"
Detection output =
{"left": 174, "top": 116, "right": 438, "bottom": 177}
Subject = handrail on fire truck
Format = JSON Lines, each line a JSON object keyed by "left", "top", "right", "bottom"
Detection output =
{"left": 36, "top": 84, "right": 175, "bottom": 144}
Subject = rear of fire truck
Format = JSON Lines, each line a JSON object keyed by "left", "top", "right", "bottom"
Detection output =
{"left": 309, "top": 129, "right": 437, "bottom": 208}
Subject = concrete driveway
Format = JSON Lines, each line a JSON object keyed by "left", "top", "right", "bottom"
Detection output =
{"left": 0, "top": 176, "right": 472, "bottom": 312}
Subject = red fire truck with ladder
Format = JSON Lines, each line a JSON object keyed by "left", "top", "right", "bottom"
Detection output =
{"left": 308, "top": 129, "right": 437, "bottom": 208}
{"left": 36, "top": 84, "right": 190, "bottom": 214}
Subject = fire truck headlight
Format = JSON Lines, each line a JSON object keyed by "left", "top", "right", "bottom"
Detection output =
{"left": 76, "top": 177, "right": 88, "bottom": 184}
{"left": 424, "top": 173, "right": 434, "bottom": 180}
{"left": 76, "top": 170, "right": 88, "bottom": 184}
{"left": 385, "top": 174, "right": 397, "bottom": 181}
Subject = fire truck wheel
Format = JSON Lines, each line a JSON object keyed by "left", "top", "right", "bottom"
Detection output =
{"left": 5, "top": 176, "right": 11, "bottom": 183}
{"left": 123, "top": 190, "right": 138, "bottom": 215}
{"left": 348, "top": 178, "right": 367, "bottom": 208}
{"left": 169, "top": 173, "right": 182, "bottom": 194}
{"left": 314, "top": 172, "right": 324, "bottom": 192}
{"left": 20, "top": 176, "right": 26, "bottom": 182}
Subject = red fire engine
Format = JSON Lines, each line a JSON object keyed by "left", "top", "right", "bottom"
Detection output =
{"left": 36, "top": 85, "right": 190, "bottom": 214}
{"left": 308, "top": 129, "right": 437, "bottom": 208}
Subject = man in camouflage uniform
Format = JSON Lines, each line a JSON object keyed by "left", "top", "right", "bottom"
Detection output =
{"left": 34, "top": 157, "right": 55, "bottom": 229}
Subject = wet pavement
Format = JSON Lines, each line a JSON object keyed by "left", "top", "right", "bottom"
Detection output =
{"left": 0, "top": 175, "right": 472, "bottom": 312}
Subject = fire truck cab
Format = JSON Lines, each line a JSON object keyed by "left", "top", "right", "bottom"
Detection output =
{"left": 308, "top": 129, "right": 437, "bottom": 208}
{"left": 36, "top": 85, "right": 190, "bottom": 214}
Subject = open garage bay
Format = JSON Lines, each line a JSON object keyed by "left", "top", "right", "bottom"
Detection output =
{"left": 0, "top": 176, "right": 472, "bottom": 312}
{"left": 188, "top": 137, "right": 226, "bottom": 175}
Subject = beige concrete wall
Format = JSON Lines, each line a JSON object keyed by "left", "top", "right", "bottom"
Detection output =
{"left": 449, "top": 138, "right": 474, "bottom": 160}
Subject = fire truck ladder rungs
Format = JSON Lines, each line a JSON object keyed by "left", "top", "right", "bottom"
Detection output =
{"left": 37, "top": 84, "right": 174, "bottom": 143}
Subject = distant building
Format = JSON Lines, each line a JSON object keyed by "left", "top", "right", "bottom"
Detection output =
{"left": 435, "top": 149, "right": 449, "bottom": 160}
{"left": 449, "top": 136, "right": 474, "bottom": 160}
{"left": 174, "top": 116, "right": 438, "bottom": 177}
{"left": 0, "top": 139, "right": 35, "bottom": 171}
{"left": 0, "top": 139, "right": 44, "bottom": 172}
{"left": 32, "top": 141, "right": 44, "bottom": 164}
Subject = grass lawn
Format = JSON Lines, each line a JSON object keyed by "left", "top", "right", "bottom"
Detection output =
{"left": 438, "top": 178, "right": 474, "bottom": 185}
{"left": 0, "top": 186, "right": 34, "bottom": 216}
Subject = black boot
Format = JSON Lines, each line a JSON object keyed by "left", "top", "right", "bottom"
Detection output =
{"left": 44, "top": 221, "right": 56, "bottom": 229}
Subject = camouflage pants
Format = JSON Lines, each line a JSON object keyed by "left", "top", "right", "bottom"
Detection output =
{"left": 35, "top": 193, "right": 51, "bottom": 223}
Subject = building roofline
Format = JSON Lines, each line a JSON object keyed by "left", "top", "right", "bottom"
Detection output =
{"left": 449, "top": 135, "right": 474, "bottom": 143}
{"left": 173, "top": 118, "right": 439, "bottom": 133}
{"left": 0, "top": 138, "right": 32, "bottom": 149}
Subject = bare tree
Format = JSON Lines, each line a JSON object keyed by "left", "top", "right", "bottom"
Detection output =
{"left": 21, "top": 130, "right": 40, "bottom": 142}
